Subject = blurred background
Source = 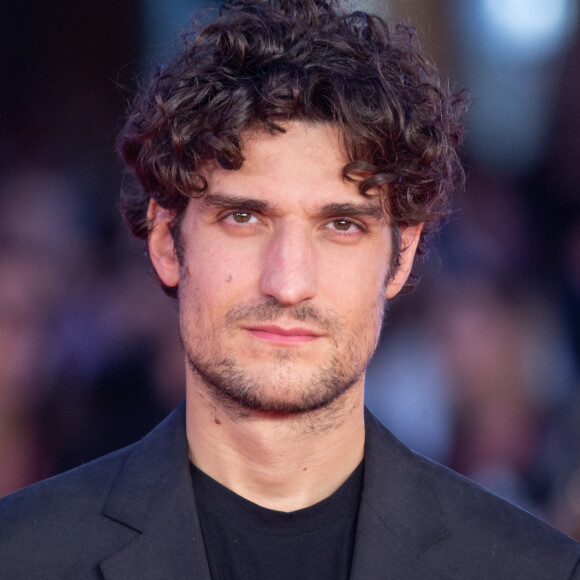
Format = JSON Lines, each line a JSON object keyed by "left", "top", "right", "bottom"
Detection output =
{"left": 1, "top": 0, "right": 579, "bottom": 538}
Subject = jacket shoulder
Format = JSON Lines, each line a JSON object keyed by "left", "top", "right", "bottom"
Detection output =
{"left": 421, "top": 454, "right": 580, "bottom": 577}
{"left": 0, "top": 404, "right": 188, "bottom": 578}
{"left": 0, "top": 443, "right": 133, "bottom": 522}
{"left": 362, "top": 410, "right": 580, "bottom": 579}
{"left": 0, "top": 445, "right": 138, "bottom": 578}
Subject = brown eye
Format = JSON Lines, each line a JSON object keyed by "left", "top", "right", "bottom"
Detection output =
{"left": 332, "top": 219, "right": 354, "bottom": 231}
{"left": 232, "top": 212, "right": 252, "bottom": 223}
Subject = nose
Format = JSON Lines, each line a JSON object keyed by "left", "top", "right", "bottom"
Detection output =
{"left": 259, "top": 224, "right": 317, "bottom": 306}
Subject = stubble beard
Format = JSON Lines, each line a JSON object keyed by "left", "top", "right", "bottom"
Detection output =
{"left": 180, "top": 295, "right": 387, "bottom": 416}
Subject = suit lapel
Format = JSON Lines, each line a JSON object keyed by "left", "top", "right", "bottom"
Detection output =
{"left": 350, "top": 410, "right": 452, "bottom": 580}
{"left": 98, "top": 402, "right": 211, "bottom": 580}
{"left": 94, "top": 404, "right": 454, "bottom": 579}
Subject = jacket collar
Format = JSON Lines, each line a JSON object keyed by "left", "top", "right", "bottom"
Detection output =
{"left": 349, "top": 409, "right": 451, "bottom": 580}
{"left": 99, "top": 402, "right": 211, "bottom": 579}
{"left": 97, "top": 403, "right": 451, "bottom": 579}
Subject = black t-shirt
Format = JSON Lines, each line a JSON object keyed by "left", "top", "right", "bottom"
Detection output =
{"left": 190, "top": 461, "right": 363, "bottom": 580}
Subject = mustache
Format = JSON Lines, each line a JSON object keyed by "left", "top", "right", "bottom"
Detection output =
{"left": 225, "top": 298, "right": 341, "bottom": 333}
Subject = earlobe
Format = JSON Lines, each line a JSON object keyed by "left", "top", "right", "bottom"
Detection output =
{"left": 385, "top": 223, "right": 423, "bottom": 299}
{"left": 147, "top": 199, "right": 180, "bottom": 288}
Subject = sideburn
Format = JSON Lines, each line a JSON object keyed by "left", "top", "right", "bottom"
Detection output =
{"left": 169, "top": 211, "right": 186, "bottom": 266}
{"left": 386, "top": 224, "right": 402, "bottom": 287}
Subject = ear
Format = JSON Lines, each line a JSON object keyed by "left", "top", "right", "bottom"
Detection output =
{"left": 147, "top": 199, "right": 180, "bottom": 288}
{"left": 385, "top": 223, "right": 424, "bottom": 299}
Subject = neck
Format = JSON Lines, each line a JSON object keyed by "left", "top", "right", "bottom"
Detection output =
{"left": 185, "top": 376, "right": 366, "bottom": 512}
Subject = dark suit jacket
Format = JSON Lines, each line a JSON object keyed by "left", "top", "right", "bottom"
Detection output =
{"left": 1, "top": 402, "right": 579, "bottom": 579}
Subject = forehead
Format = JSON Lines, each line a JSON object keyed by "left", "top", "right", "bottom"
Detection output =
{"left": 200, "top": 122, "right": 381, "bottom": 211}
{"left": 240, "top": 122, "right": 346, "bottom": 169}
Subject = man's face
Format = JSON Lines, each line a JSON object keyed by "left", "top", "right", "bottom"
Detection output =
{"left": 149, "top": 122, "right": 420, "bottom": 414}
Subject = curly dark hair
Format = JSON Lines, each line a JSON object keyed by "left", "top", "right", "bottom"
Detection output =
{"left": 118, "top": 0, "right": 466, "bottom": 298}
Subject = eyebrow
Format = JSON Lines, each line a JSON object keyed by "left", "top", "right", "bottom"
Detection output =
{"left": 200, "top": 193, "right": 275, "bottom": 214}
{"left": 316, "top": 202, "right": 385, "bottom": 222}
{"left": 200, "top": 192, "right": 384, "bottom": 221}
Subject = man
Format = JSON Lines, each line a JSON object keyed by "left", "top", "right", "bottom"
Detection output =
{"left": 1, "top": 0, "right": 579, "bottom": 577}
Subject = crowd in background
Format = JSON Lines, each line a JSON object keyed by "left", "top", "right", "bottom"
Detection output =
{"left": 1, "top": 0, "right": 579, "bottom": 540}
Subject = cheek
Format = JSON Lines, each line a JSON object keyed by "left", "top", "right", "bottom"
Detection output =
{"left": 319, "top": 247, "right": 390, "bottom": 312}
{"left": 182, "top": 245, "right": 258, "bottom": 311}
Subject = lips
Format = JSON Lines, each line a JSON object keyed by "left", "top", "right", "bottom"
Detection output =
{"left": 244, "top": 324, "right": 322, "bottom": 344}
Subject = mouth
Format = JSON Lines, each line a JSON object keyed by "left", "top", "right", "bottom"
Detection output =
{"left": 244, "top": 324, "right": 323, "bottom": 345}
